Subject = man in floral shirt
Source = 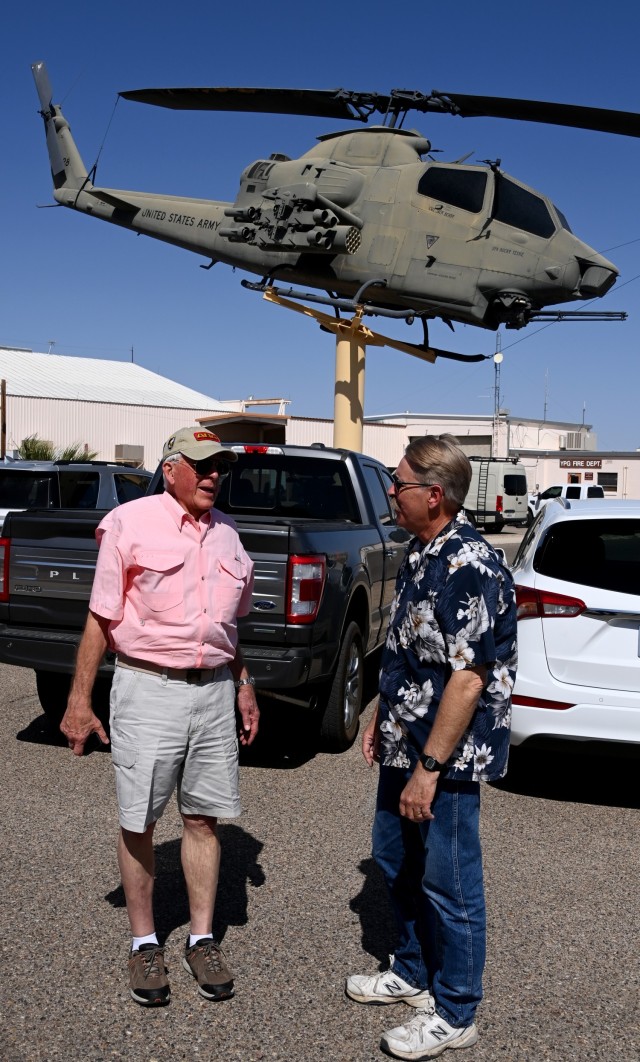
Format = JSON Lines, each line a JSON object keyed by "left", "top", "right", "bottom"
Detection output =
{"left": 346, "top": 434, "right": 517, "bottom": 1060}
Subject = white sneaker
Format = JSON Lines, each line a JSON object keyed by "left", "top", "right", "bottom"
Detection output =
{"left": 381, "top": 1010, "right": 478, "bottom": 1059}
{"left": 345, "top": 966, "right": 434, "bottom": 1008}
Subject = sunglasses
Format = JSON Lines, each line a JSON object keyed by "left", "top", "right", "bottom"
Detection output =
{"left": 390, "top": 474, "right": 437, "bottom": 493}
{"left": 180, "top": 454, "right": 231, "bottom": 478}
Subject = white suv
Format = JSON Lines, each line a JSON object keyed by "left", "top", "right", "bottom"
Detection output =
{"left": 510, "top": 498, "right": 640, "bottom": 749}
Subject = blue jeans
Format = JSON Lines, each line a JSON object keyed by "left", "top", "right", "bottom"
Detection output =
{"left": 372, "top": 765, "right": 485, "bottom": 1028}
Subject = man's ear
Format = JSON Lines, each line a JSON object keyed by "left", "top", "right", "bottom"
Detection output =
{"left": 162, "top": 460, "right": 176, "bottom": 484}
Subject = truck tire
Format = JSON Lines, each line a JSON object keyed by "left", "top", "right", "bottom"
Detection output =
{"left": 35, "top": 670, "right": 111, "bottom": 735}
{"left": 319, "top": 621, "right": 364, "bottom": 753}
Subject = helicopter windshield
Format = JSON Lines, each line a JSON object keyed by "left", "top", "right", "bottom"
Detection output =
{"left": 554, "top": 205, "right": 573, "bottom": 233}
{"left": 417, "top": 166, "right": 487, "bottom": 213}
{"left": 493, "top": 176, "right": 556, "bottom": 238}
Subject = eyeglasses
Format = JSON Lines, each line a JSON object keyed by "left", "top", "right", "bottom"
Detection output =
{"left": 180, "top": 454, "right": 231, "bottom": 478}
{"left": 390, "top": 473, "right": 437, "bottom": 494}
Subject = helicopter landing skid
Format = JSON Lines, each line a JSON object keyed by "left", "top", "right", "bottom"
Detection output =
{"left": 241, "top": 279, "right": 488, "bottom": 363}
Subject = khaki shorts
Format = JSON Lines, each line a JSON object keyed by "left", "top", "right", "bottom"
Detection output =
{"left": 109, "top": 665, "right": 241, "bottom": 833}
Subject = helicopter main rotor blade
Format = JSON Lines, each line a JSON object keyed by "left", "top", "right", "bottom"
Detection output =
{"left": 120, "top": 82, "right": 640, "bottom": 138}
{"left": 119, "top": 86, "right": 391, "bottom": 123}
{"left": 423, "top": 91, "right": 640, "bottom": 138}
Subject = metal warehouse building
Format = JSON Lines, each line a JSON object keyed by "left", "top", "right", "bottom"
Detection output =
{"left": 0, "top": 347, "right": 233, "bottom": 468}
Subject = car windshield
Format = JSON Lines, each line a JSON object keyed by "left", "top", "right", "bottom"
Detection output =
{"left": 534, "top": 519, "right": 640, "bottom": 595}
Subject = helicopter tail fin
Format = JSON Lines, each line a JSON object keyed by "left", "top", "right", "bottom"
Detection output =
{"left": 32, "top": 61, "right": 91, "bottom": 193}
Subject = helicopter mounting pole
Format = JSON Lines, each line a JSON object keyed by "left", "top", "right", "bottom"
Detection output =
{"left": 262, "top": 289, "right": 436, "bottom": 451}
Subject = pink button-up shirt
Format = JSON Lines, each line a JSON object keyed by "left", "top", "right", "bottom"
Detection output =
{"left": 89, "top": 491, "right": 254, "bottom": 668}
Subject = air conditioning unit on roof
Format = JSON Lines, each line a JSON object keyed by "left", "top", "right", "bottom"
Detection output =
{"left": 566, "top": 431, "right": 586, "bottom": 450}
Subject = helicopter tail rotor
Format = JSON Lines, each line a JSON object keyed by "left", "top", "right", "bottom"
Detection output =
{"left": 32, "top": 62, "right": 91, "bottom": 193}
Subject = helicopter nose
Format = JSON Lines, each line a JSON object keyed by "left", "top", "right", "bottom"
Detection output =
{"left": 577, "top": 259, "right": 618, "bottom": 298}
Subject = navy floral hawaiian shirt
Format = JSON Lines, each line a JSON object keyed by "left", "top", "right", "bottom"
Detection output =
{"left": 378, "top": 510, "right": 517, "bottom": 782}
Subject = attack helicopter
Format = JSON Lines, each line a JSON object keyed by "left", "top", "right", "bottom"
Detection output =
{"left": 32, "top": 62, "right": 638, "bottom": 362}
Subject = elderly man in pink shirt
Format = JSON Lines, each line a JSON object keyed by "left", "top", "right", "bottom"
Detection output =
{"left": 61, "top": 426, "right": 259, "bottom": 1007}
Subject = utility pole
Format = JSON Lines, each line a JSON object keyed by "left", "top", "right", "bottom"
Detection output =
{"left": 492, "top": 335, "right": 503, "bottom": 459}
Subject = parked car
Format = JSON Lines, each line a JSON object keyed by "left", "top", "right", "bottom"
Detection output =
{"left": 527, "top": 482, "right": 604, "bottom": 524}
{"left": 510, "top": 498, "right": 640, "bottom": 749}
{"left": 0, "top": 460, "right": 151, "bottom": 533}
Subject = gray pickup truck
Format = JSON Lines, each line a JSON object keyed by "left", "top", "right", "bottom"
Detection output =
{"left": 0, "top": 444, "right": 410, "bottom": 750}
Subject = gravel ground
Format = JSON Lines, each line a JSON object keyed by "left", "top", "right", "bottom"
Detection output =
{"left": 1, "top": 661, "right": 638, "bottom": 1062}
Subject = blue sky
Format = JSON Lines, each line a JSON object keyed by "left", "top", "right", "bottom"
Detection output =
{"left": 5, "top": 1, "right": 640, "bottom": 449}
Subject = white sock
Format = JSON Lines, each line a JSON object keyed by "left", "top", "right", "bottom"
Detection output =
{"left": 189, "top": 932, "right": 213, "bottom": 947}
{"left": 132, "top": 932, "right": 158, "bottom": 951}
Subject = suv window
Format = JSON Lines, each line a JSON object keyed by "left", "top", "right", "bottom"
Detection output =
{"left": 534, "top": 519, "right": 640, "bottom": 595}
{"left": 540, "top": 486, "right": 562, "bottom": 500}
{"left": 504, "top": 474, "right": 527, "bottom": 497}
{"left": 0, "top": 470, "right": 58, "bottom": 507}
{"left": 115, "top": 473, "right": 152, "bottom": 504}
{"left": 58, "top": 471, "right": 100, "bottom": 508}
{"left": 565, "top": 485, "right": 581, "bottom": 499}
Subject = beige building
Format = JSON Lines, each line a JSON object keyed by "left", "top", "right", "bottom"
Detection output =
{"left": 2, "top": 346, "right": 638, "bottom": 497}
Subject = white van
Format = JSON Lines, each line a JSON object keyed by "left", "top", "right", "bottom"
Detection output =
{"left": 527, "top": 482, "right": 605, "bottom": 523}
{"left": 463, "top": 457, "right": 528, "bottom": 532}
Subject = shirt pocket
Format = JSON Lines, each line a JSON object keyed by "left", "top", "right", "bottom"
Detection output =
{"left": 212, "top": 556, "right": 248, "bottom": 623}
{"left": 134, "top": 549, "right": 185, "bottom": 619}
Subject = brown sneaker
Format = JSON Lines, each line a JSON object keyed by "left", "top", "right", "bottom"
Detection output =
{"left": 182, "top": 937, "right": 234, "bottom": 1001}
{"left": 128, "top": 943, "right": 170, "bottom": 1006}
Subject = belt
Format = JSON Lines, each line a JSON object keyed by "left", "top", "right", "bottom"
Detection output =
{"left": 116, "top": 653, "right": 224, "bottom": 684}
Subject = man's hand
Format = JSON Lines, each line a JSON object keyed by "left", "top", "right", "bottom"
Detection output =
{"left": 236, "top": 685, "right": 260, "bottom": 746}
{"left": 362, "top": 714, "right": 380, "bottom": 767}
{"left": 60, "top": 692, "right": 109, "bottom": 757}
{"left": 399, "top": 765, "right": 439, "bottom": 822}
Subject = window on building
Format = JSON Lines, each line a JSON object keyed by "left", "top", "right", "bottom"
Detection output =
{"left": 598, "top": 472, "right": 618, "bottom": 494}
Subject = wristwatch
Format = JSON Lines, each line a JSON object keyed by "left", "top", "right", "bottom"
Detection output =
{"left": 234, "top": 676, "right": 255, "bottom": 690}
{"left": 418, "top": 752, "right": 446, "bottom": 773}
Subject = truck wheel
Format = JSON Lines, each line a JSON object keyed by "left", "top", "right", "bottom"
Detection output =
{"left": 488, "top": 520, "right": 504, "bottom": 533}
{"left": 320, "top": 621, "right": 364, "bottom": 752}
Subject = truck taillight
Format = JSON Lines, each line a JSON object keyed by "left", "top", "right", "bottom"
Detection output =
{"left": 516, "top": 586, "right": 585, "bottom": 619}
{"left": 0, "top": 538, "right": 9, "bottom": 602}
{"left": 496, "top": 494, "right": 503, "bottom": 513}
{"left": 286, "top": 554, "right": 326, "bottom": 624}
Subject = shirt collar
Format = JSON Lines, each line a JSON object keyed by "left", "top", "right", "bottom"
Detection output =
{"left": 412, "top": 509, "right": 468, "bottom": 560}
{"left": 160, "top": 489, "right": 212, "bottom": 531}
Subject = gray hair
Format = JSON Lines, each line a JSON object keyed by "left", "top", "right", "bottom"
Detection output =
{"left": 404, "top": 434, "right": 472, "bottom": 512}
{"left": 162, "top": 452, "right": 181, "bottom": 489}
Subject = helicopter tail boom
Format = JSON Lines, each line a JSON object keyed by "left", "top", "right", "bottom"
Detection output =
{"left": 32, "top": 62, "right": 90, "bottom": 194}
